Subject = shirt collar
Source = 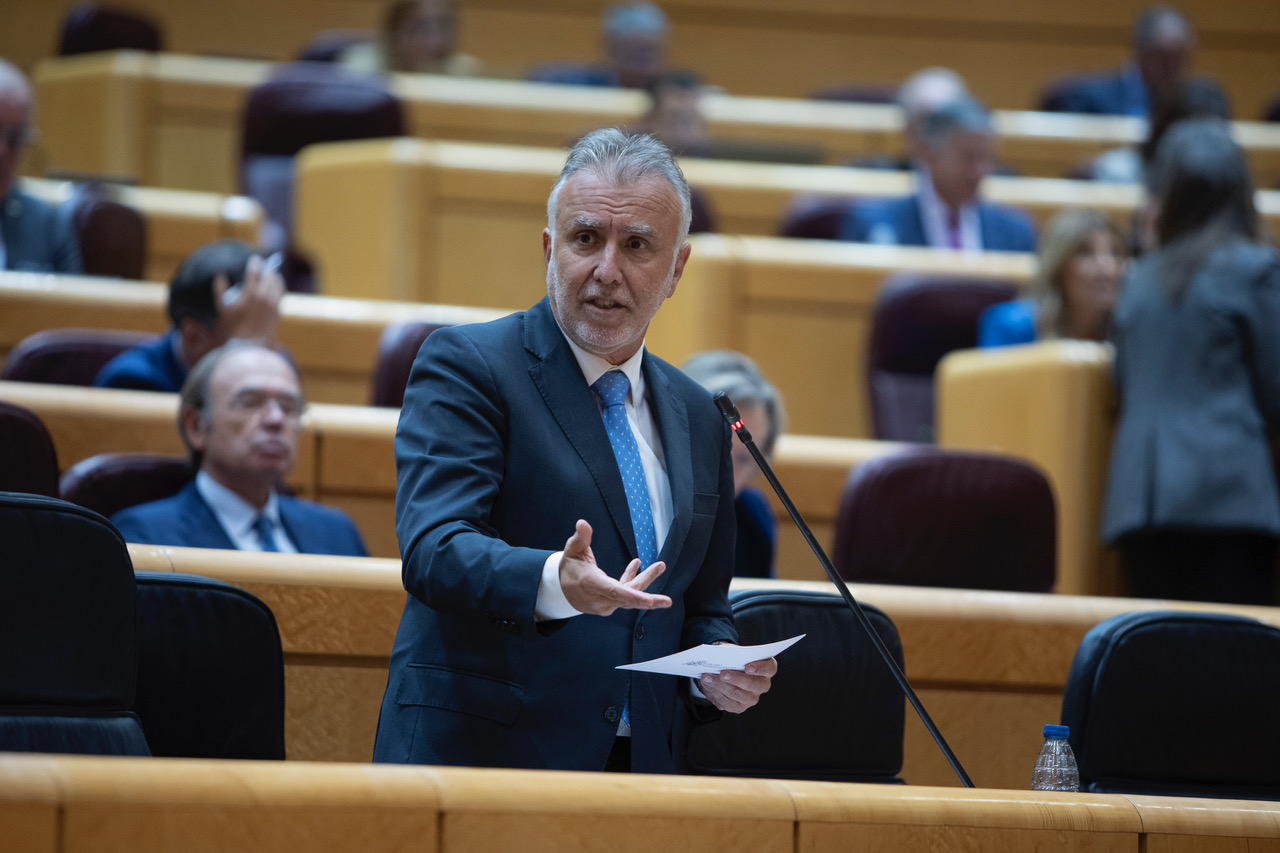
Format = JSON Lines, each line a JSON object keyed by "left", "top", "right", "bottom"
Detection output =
{"left": 561, "top": 333, "right": 646, "bottom": 405}
{"left": 195, "top": 470, "right": 282, "bottom": 538}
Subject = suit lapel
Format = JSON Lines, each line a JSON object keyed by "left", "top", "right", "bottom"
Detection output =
{"left": 179, "top": 483, "right": 237, "bottom": 550}
{"left": 524, "top": 300, "right": 639, "bottom": 574}
{"left": 641, "top": 356, "right": 689, "bottom": 601}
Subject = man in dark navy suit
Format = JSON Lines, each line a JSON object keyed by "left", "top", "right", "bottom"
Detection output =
{"left": 94, "top": 239, "right": 283, "bottom": 393}
{"left": 0, "top": 60, "right": 81, "bottom": 274}
{"left": 373, "top": 129, "right": 775, "bottom": 774}
{"left": 111, "top": 342, "right": 367, "bottom": 556}
{"left": 841, "top": 96, "right": 1036, "bottom": 253}
{"left": 1043, "top": 6, "right": 1195, "bottom": 119}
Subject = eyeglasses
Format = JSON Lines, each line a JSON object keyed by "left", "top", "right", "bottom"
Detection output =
{"left": 0, "top": 123, "right": 36, "bottom": 149}
{"left": 227, "top": 390, "right": 305, "bottom": 420}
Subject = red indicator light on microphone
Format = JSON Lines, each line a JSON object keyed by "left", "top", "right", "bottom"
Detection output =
{"left": 731, "top": 418, "right": 743, "bottom": 431}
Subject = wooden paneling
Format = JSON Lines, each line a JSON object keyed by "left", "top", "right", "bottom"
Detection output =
{"left": 6, "top": 0, "right": 1279, "bottom": 115}
{"left": 26, "top": 53, "right": 1280, "bottom": 197}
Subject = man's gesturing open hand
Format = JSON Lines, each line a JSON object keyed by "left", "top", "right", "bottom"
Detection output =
{"left": 559, "top": 519, "right": 672, "bottom": 617}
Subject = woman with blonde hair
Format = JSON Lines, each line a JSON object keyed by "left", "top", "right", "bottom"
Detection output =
{"left": 978, "top": 208, "right": 1127, "bottom": 346}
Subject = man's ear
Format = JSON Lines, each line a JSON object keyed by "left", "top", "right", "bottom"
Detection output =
{"left": 666, "top": 241, "right": 692, "bottom": 298}
{"left": 180, "top": 405, "right": 208, "bottom": 452}
{"left": 542, "top": 228, "right": 552, "bottom": 267}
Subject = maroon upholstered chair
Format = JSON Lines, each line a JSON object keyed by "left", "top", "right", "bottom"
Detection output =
{"left": 866, "top": 272, "right": 1019, "bottom": 443}
{"left": 1, "top": 328, "right": 154, "bottom": 387}
{"left": 0, "top": 401, "right": 60, "bottom": 498}
{"left": 371, "top": 321, "right": 448, "bottom": 407}
{"left": 778, "top": 195, "right": 854, "bottom": 240}
{"left": 58, "top": 4, "right": 162, "bottom": 55}
{"left": 832, "top": 447, "right": 1056, "bottom": 592}
{"left": 239, "top": 62, "right": 406, "bottom": 254}
{"left": 809, "top": 84, "right": 897, "bottom": 104}
{"left": 296, "top": 29, "right": 376, "bottom": 63}
{"left": 60, "top": 453, "right": 194, "bottom": 520}
{"left": 66, "top": 184, "right": 147, "bottom": 280}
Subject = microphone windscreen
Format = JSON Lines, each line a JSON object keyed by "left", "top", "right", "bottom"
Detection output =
{"left": 712, "top": 392, "right": 740, "bottom": 423}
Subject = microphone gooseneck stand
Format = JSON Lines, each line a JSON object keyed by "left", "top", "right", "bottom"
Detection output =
{"left": 713, "top": 392, "right": 975, "bottom": 788}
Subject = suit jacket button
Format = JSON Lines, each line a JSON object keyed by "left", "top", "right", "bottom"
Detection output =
{"left": 604, "top": 706, "right": 620, "bottom": 724}
{"left": 634, "top": 624, "right": 645, "bottom": 640}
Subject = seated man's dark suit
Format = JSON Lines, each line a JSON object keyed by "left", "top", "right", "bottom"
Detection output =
{"left": 2, "top": 188, "right": 82, "bottom": 274}
{"left": 1042, "top": 66, "right": 1148, "bottom": 118}
{"left": 110, "top": 481, "right": 368, "bottom": 556}
{"left": 93, "top": 329, "right": 187, "bottom": 393}
{"left": 840, "top": 195, "right": 1037, "bottom": 253}
{"left": 372, "top": 297, "right": 738, "bottom": 774}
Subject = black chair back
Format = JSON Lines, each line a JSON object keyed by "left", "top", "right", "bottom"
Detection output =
{"left": 684, "top": 588, "right": 904, "bottom": 783}
{"left": 133, "top": 572, "right": 286, "bottom": 759}
{"left": 0, "top": 492, "right": 149, "bottom": 755}
{"left": 1, "top": 328, "right": 155, "bottom": 387}
{"left": 1062, "top": 610, "right": 1280, "bottom": 799}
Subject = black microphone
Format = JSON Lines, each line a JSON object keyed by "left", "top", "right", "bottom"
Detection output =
{"left": 714, "top": 391, "right": 975, "bottom": 788}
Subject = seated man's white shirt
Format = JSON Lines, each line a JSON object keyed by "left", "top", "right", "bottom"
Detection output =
{"left": 534, "top": 336, "right": 674, "bottom": 622}
{"left": 195, "top": 469, "right": 299, "bottom": 553}
{"left": 916, "top": 166, "right": 982, "bottom": 251}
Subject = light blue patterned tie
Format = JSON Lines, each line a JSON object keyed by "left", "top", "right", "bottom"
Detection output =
{"left": 591, "top": 371, "right": 657, "bottom": 570}
{"left": 253, "top": 514, "right": 280, "bottom": 553}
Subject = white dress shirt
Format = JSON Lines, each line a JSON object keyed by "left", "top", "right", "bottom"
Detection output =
{"left": 534, "top": 337, "right": 673, "bottom": 621}
{"left": 916, "top": 166, "right": 983, "bottom": 251}
{"left": 194, "top": 470, "right": 299, "bottom": 553}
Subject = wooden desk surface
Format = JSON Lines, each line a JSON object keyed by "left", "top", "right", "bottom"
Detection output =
{"left": 119, "top": 545, "right": 1280, "bottom": 792}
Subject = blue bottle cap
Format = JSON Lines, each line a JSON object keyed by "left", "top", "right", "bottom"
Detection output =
{"left": 1043, "top": 724, "right": 1070, "bottom": 738}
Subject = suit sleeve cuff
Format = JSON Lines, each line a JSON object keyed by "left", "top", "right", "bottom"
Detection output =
{"left": 534, "top": 550, "right": 583, "bottom": 622}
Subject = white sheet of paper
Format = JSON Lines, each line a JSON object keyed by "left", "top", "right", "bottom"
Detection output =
{"left": 616, "top": 634, "right": 805, "bottom": 677}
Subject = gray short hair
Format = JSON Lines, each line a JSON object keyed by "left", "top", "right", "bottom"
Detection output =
{"left": 681, "top": 350, "right": 787, "bottom": 456}
{"left": 547, "top": 127, "right": 692, "bottom": 241}
{"left": 603, "top": 2, "right": 668, "bottom": 40}
{"left": 918, "top": 95, "right": 993, "bottom": 149}
{"left": 1134, "top": 5, "right": 1191, "bottom": 49}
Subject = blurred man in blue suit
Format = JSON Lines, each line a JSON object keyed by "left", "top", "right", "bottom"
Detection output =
{"left": 841, "top": 96, "right": 1036, "bottom": 253}
{"left": 0, "top": 59, "right": 80, "bottom": 274}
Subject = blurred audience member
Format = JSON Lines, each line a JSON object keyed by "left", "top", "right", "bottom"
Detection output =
{"left": 0, "top": 59, "right": 81, "bottom": 274}
{"left": 1087, "top": 76, "right": 1231, "bottom": 184}
{"left": 95, "top": 239, "right": 283, "bottom": 393}
{"left": 681, "top": 350, "right": 787, "bottom": 579}
{"left": 898, "top": 67, "right": 969, "bottom": 166}
{"left": 1044, "top": 6, "right": 1196, "bottom": 119}
{"left": 342, "top": 0, "right": 482, "bottom": 76}
{"left": 641, "top": 70, "right": 709, "bottom": 158}
{"left": 840, "top": 96, "right": 1036, "bottom": 252}
{"left": 527, "top": 2, "right": 670, "bottom": 90}
{"left": 1103, "top": 119, "right": 1280, "bottom": 605}
{"left": 111, "top": 342, "right": 368, "bottom": 556}
{"left": 978, "top": 210, "right": 1128, "bottom": 347}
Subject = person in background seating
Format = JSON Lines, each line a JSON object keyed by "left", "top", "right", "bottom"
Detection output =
{"left": 95, "top": 239, "right": 282, "bottom": 393}
{"left": 111, "top": 342, "right": 367, "bottom": 556}
{"left": 0, "top": 59, "right": 80, "bottom": 274}
{"left": 978, "top": 209, "right": 1128, "bottom": 347}
{"left": 681, "top": 350, "right": 787, "bottom": 579}
{"left": 840, "top": 96, "right": 1036, "bottom": 253}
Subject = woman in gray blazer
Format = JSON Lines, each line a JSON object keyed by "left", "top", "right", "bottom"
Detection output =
{"left": 1102, "top": 119, "right": 1280, "bottom": 605}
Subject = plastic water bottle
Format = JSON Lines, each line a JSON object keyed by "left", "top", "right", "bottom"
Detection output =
{"left": 1031, "top": 724, "right": 1079, "bottom": 791}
